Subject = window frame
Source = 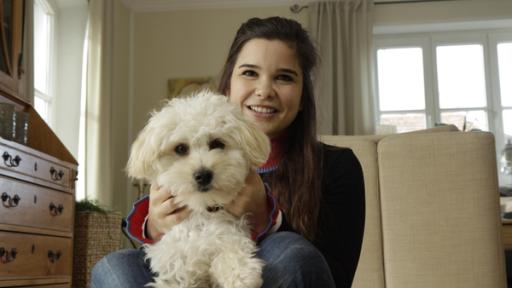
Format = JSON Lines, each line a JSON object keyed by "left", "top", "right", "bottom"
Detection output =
{"left": 489, "top": 32, "right": 512, "bottom": 163}
{"left": 373, "top": 27, "right": 512, "bottom": 185}
{"left": 373, "top": 36, "right": 434, "bottom": 131}
{"left": 33, "top": 0, "right": 56, "bottom": 126}
{"left": 433, "top": 33, "right": 493, "bottom": 134}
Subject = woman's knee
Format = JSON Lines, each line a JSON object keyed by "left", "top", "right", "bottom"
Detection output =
{"left": 91, "top": 249, "right": 153, "bottom": 288}
{"left": 258, "top": 232, "right": 335, "bottom": 287}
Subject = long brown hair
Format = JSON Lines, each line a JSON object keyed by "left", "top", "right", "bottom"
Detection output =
{"left": 218, "top": 17, "right": 321, "bottom": 241}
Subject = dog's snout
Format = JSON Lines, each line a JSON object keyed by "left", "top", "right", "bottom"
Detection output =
{"left": 193, "top": 169, "right": 213, "bottom": 189}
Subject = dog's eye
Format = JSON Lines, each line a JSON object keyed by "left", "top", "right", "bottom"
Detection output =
{"left": 174, "top": 144, "right": 189, "bottom": 156}
{"left": 209, "top": 139, "right": 225, "bottom": 150}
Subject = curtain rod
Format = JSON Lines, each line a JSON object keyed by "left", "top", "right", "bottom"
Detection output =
{"left": 290, "top": 4, "right": 308, "bottom": 13}
{"left": 290, "top": 0, "right": 454, "bottom": 13}
{"left": 375, "top": 0, "right": 454, "bottom": 4}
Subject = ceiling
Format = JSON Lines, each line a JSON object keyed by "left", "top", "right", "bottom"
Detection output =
{"left": 121, "top": 0, "right": 458, "bottom": 12}
{"left": 54, "top": 0, "right": 87, "bottom": 9}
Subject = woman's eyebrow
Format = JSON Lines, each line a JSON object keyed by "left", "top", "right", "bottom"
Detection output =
{"left": 238, "top": 64, "right": 259, "bottom": 69}
{"left": 237, "top": 64, "right": 299, "bottom": 76}
{"left": 278, "top": 68, "right": 299, "bottom": 76}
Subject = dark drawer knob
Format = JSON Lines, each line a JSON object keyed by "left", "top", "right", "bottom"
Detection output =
{"left": 2, "top": 152, "right": 21, "bottom": 168}
{"left": 49, "top": 202, "right": 64, "bottom": 216}
{"left": 48, "top": 250, "right": 61, "bottom": 263}
{"left": 49, "top": 167, "right": 65, "bottom": 181}
{"left": 1, "top": 192, "right": 21, "bottom": 208}
{"left": 0, "top": 247, "right": 17, "bottom": 263}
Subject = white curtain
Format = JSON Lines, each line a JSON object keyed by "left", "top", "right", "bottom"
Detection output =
{"left": 82, "top": 0, "right": 114, "bottom": 206}
{"left": 309, "top": 0, "right": 375, "bottom": 135}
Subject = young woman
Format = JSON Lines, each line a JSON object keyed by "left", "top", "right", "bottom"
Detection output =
{"left": 92, "top": 16, "right": 365, "bottom": 288}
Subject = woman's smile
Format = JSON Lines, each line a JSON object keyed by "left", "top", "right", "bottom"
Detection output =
{"left": 246, "top": 104, "right": 278, "bottom": 117}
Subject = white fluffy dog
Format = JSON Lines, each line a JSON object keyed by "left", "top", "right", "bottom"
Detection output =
{"left": 127, "top": 90, "right": 270, "bottom": 288}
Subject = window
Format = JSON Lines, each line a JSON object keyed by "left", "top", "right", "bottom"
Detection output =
{"left": 498, "top": 42, "right": 512, "bottom": 137}
{"left": 33, "top": 0, "right": 54, "bottom": 124}
{"left": 376, "top": 46, "right": 426, "bottom": 132}
{"left": 436, "top": 44, "right": 489, "bottom": 131}
{"left": 374, "top": 29, "right": 512, "bottom": 185}
{"left": 374, "top": 34, "right": 500, "bottom": 133}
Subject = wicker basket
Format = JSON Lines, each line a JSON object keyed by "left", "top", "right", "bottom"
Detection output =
{"left": 73, "top": 211, "right": 123, "bottom": 288}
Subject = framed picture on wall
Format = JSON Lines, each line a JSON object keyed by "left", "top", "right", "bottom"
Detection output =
{"left": 167, "top": 77, "right": 217, "bottom": 99}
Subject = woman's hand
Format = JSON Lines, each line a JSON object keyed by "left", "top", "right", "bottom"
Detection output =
{"left": 146, "top": 185, "right": 191, "bottom": 242}
{"left": 225, "top": 169, "right": 270, "bottom": 236}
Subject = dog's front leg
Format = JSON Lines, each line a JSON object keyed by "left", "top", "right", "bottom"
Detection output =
{"left": 209, "top": 248, "right": 264, "bottom": 288}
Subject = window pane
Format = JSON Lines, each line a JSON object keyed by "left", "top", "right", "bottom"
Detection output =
{"left": 34, "top": 95, "right": 48, "bottom": 122}
{"left": 377, "top": 48, "right": 425, "bottom": 111}
{"left": 34, "top": 1, "right": 50, "bottom": 94}
{"left": 380, "top": 113, "right": 426, "bottom": 133}
{"left": 498, "top": 43, "right": 512, "bottom": 107}
{"left": 504, "top": 109, "right": 512, "bottom": 138}
{"left": 436, "top": 44, "right": 487, "bottom": 109}
{"left": 440, "top": 110, "right": 488, "bottom": 131}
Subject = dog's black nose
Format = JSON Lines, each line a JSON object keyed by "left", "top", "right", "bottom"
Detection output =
{"left": 193, "top": 169, "right": 213, "bottom": 189}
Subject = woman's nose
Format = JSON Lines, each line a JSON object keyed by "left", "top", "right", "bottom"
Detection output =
{"left": 255, "top": 80, "right": 275, "bottom": 98}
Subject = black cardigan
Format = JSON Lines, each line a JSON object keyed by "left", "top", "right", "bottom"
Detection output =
{"left": 269, "top": 143, "right": 366, "bottom": 287}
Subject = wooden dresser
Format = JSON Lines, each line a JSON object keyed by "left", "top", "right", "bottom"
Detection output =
{"left": 0, "top": 137, "right": 77, "bottom": 287}
{"left": 0, "top": 1, "right": 78, "bottom": 286}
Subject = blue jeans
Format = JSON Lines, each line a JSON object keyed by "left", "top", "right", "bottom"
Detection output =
{"left": 91, "top": 231, "right": 335, "bottom": 288}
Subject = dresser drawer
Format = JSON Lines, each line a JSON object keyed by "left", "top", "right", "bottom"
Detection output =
{"left": 0, "top": 232, "right": 72, "bottom": 278}
{"left": 0, "top": 280, "right": 70, "bottom": 287}
{"left": 0, "top": 145, "right": 37, "bottom": 180}
{"left": 0, "top": 176, "right": 73, "bottom": 233}
{"left": 0, "top": 143, "right": 73, "bottom": 189}
{"left": 34, "top": 160, "right": 72, "bottom": 189}
{"left": 16, "top": 285, "right": 69, "bottom": 288}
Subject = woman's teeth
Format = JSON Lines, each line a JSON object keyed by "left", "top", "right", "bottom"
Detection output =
{"left": 249, "top": 106, "right": 276, "bottom": 113}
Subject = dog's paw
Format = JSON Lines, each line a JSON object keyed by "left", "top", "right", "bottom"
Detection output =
{"left": 211, "top": 255, "right": 264, "bottom": 288}
{"left": 146, "top": 277, "right": 184, "bottom": 288}
{"left": 230, "top": 274, "right": 263, "bottom": 288}
{"left": 212, "top": 273, "right": 263, "bottom": 288}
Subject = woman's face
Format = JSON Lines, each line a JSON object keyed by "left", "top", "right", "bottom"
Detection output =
{"left": 228, "top": 38, "right": 303, "bottom": 138}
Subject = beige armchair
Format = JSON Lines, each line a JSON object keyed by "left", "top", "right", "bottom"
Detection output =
{"left": 321, "top": 126, "right": 506, "bottom": 288}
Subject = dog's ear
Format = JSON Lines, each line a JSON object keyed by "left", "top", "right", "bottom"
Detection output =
{"left": 126, "top": 124, "right": 159, "bottom": 181}
{"left": 126, "top": 102, "right": 177, "bottom": 181}
{"left": 229, "top": 112, "right": 271, "bottom": 168}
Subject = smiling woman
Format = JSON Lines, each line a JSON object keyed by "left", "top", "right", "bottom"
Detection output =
{"left": 92, "top": 16, "right": 365, "bottom": 288}
{"left": 228, "top": 39, "right": 303, "bottom": 139}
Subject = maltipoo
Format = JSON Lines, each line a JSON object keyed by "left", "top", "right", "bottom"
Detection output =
{"left": 126, "top": 90, "right": 270, "bottom": 288}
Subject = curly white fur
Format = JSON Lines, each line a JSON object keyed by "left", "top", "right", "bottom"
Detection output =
{"left": 127, "top": 90, "right": 270, "bottom": 288}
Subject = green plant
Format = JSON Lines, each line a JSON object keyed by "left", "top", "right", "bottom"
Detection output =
{"left": 75, "top": 199, "right": 111, "bottom": 213}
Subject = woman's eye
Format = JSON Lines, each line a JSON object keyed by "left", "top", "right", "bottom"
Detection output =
{"left": 241, "top": 70, "right": 257, "bottom": 77}
{"left": 174, "top": 143, "right": 189, "bottom": 156}
{"left": 276, "top": 74, "right": 294, "bottom": 82}
{"left": 209, "top": 139, "right": 225, "bottom": 150}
